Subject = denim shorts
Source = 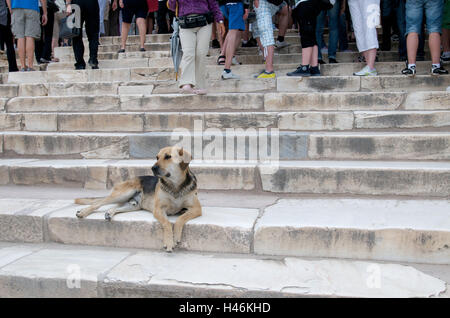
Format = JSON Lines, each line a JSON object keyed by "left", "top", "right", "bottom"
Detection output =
{"left": 406, "top": 0, "right": 444, "bottom": 35}
{"left": 220, "top": 2, "right": 245, "bottom": 31}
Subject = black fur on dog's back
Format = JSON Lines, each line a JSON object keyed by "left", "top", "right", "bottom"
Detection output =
{"left": 139, "top": 176, "right": 159, "bottom": 194}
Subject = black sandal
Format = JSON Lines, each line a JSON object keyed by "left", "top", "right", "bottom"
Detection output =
{"left": 217, "top": 55, "right": 225, "bottom": 65}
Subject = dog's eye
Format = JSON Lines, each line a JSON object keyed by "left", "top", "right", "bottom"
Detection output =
{"left": 164, "top": 154, "right": 171, "bottom": 160}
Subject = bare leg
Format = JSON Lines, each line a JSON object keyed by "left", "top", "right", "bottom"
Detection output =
{"left": 429, "top": 32, "right": 441, "bottom": 65}
{"left": 120, "top": 22, "right": 131, "bottom": 50}
{"left": 25, "top": 37, "right": 35, "bottom": 69}
{"left": 17, "top": 38, "right": 26, "bottom": 69}
{"left": 264, "top": 45, "right": 275, "bottom": 72}
{"left": 136, "top": 18, "right": 147, "bottom": 49}
{"left": 363, "top": 48, "right": 377, "bottom": 69}
{"left": 406, "top": 32, "right": 419, "bottom": 65}
{"left": 277, "top": 5, "right": 289, "bottom": 37}
{"left": 224, "top": 29, "right": 240, "bottom": 69}
{"left": 302, "top": 46, "right": 312, "bottom": 65}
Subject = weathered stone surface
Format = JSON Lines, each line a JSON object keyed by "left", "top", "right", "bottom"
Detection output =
{"left": 121, "top": 93, "right": 263, "bottom": 111}
{"left": 204, "top": 112, "right": 277, "bottom": 129}
{"left": 18, "top": 84, "right": 48, "bottom": 96}
{"left": 144, "top": 112, "right": 203, "bottom": 131}
{"left": 264, "top": 92, "right": 404, "bottom": 111}
{"left": 354, "top": 111, "right": 450, "bottom": 129}
{"left": 254, "top": 199, "right": 450, "bottom": 264}
{"left": 23, "top": 113, "right": 57, "bottom": 131}
{"left": 0, "top": 246, "right": 130, "bottom": 297}
{"left": 0, "top": 98, "right": 7, "bottom": 112}
{"left": 361, "top": 75, "right": 450, "bottom": 92}
{"left": 58, "top": 113, "right": 144, "bottom": 132}
{"left": 404, "top": 91, "right": 450, "bottom": 110}
{"left": 0, "top": 245, "right": 42, "bottom": 268}
{"left": 0, "top": 114, "right": 22, "bottom": 131}
{"left": 0, "top": 199, "right": 72, "bottom": 243}
{"left": 46, "top": 70, "right": 88, "bottom": 83}
{"left": 103, "top": 249, "right": 446, "bottom": 298}
{"left": 3, "top": 133, "right": 129, "bottom": 158}
{"left": 118, "top": 85, "right": 154, "bottom": 95}
{"left": 48, "top": 82, "right": 119, "bottom": 96}
{"left": 259, "top": 161, "right": 450, "bottom": 197}
{"left": 0, "top": 165, "right": 9, "bottom": 185}
{"left": 87, "top": 68, "right": 131, "bottom": 82}
{"left": 107, "top": 160, "right": 256, "bottom": 191}
{"left": 48, "top": 206, "right": 258, "bottom": 253}
{"left": 6, "top": 96, "right": 120, "bottom": 112}
{"left": 130, "top": 67, "right": 173, "bottom": 81}
{"left": 277, "top": 76, "right": 360, "bottom": 92}
{"left": 0, "top": 85, "right": 18, "bottom": 98}
{"left": 7, "top": 71, "right": 48, "bottom": 84}
{"left": 278, "top": 112, "right": 354, "bottom": 130}
{"left": 308, "top": 133, "right": 450, "bottom": 160}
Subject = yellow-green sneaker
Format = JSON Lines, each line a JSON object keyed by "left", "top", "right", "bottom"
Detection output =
{"left": 254, "top": 70, "right": 276, "bottom": 79}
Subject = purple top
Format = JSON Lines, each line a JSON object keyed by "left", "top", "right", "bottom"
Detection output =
{"left": 168, "top": 0, "right": 223, "bottom": 23}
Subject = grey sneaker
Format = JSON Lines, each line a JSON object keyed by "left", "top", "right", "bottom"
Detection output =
{"left": 275, "top": 40, "right": 289, "bottom": 49}
{"left": 353, "top": 65, "right": 377, "bottom": 76}
{"left": 221, "top": 70, "right": 240, "bottom": 80}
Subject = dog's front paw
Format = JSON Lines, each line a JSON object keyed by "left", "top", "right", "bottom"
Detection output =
{"left": 163, "top": 239, "right": 174, "bottom": 253}
{"left": 105, "top": 212, "right": 112, "bottom": 221}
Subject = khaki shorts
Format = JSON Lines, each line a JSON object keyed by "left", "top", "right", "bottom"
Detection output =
{"left": 11, "top": 8, "right": 41, "bottom": 39}
{"left": 53, "top": 11, "right": 66, "bottom": 39}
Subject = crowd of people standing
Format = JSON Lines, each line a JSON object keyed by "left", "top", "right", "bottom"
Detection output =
{"left": 0, "top": 0, "right": 449, "bottom": 96}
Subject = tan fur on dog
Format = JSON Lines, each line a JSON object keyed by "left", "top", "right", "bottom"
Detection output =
{"left": 74, "top": 146, "right": 201, "bottom": 252}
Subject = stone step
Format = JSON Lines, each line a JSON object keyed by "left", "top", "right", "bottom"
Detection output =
{"left": 2, "top": 91, "right": 449, "bottom": 113}
{"left": 5, "top": 71, "right": 449, "bottom": 93}
{"left": 254, "top": 198, "right": 450, "bottom": 264}
{"left": 2, "top": 111, "right": 449, "bottom": 132}
{"left": 277, "top": 75, "right": 450, "bottom": 92}
{"left": 1, "top": 159, "right": 449, "bottom": 197}
{"left": 259, "top": 160, "right": 450, "bottom": 197}
{"left": 0, "top": 196, "right": 449, "bottom": 265}
{"left": 1, "top": 131, "right": 448, "bottom": 161}
{"left": 44, "top": 61, "right": 437, "bottom": 78}
{"left": 0, "top": 242, "right": 446, "bottom": 297}
{"left": 0, "top": 159, "right": 256, "bottom": 191}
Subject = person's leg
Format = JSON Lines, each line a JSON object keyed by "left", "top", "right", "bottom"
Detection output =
{"left": 328, "top": 1, "right": 340, "bottom": 60}
{"left": 424, "top": 0, "right": 444, "bottom": 65}
{"left": 277, "top": 4, "right": 289, "bottom": 38}
{"left": 42, "top": 10, "right": 55, "bottom": 61}
{"left": 179, "top": 27, "right": 197, "bottom": 89}
{"left": 25, "top": 37, "right": 35, "bottom": 69}
{"left": 363, "top": 48, "right": 377, "bottom": 69}
{"left": 381, "top": 0, "right": 393, "bottom": 51}
{"left": 223, "top": 2, "right": 245, "bottom": 73}
{"left": 195, "top": 23, "right": 213, "bottom": 90}
{"left": 255, "top": 0, "right": 277, "bottom": 75}
{"left": 224, "top": 30, "right": 240, "bottom": 69}
{"left": 136, "top": 17, "right": 147, "bottom": 49}
{"left": 157, "top": 0, "right": 168, "bottom": 34}
{"left": 121, "top": 22, "right": 131, "bottom": 49}
{"left": 85, "top": 0, "right": 100, "bottom": 66}
{"left": 316, "top": 10, "right": 325, "bottom": 61}
{"left": 395, "top": 0, "right": 407, "bottom": 60}
{"left": 1, "top": 21, "right": 19, "bottom": 72}
{"left": 72, "top": 1, "right": 87, "bottom": 69}
{"left": 34, "top": 7, "right": 44, "bottom": 62}
{"left": 338, "top": 10, "right": 349, "bottom": 51}
{"left": 405, "top": 0, "right": 423, "bottom": 66}
{"left": 17, "top": 38, "right": 26, "bottom": 69}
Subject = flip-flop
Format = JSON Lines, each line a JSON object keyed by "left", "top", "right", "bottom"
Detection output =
{"left": 217, "top": 55, "right": 225, "bottom": 65}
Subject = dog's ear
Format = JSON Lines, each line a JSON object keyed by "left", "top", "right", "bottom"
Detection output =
{"left": 178, "top": 147, "right": 191, "bottom": 170}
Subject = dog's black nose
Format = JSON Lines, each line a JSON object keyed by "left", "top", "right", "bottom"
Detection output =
{"left": 152, "top": 165, "right": 159, "bottom": 175}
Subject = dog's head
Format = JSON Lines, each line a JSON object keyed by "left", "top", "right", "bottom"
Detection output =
{"left": 152, "top": 146, "right": 192, "bottom": 182}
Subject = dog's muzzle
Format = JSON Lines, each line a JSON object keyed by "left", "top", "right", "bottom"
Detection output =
{"left": 152, "top": 165, "right": 171, "bottom": 178}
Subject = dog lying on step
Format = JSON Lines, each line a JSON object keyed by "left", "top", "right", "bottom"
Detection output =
{"left": 74, "top": 146, "right": 201, "bottom": 252}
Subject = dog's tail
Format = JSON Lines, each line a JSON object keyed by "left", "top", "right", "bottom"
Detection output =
{"left": 74, "top": 197, "right": 104, "bottom": 205}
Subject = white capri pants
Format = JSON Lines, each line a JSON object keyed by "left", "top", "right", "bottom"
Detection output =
{"left": 348, "top": 0, "right": 380, "bottom": 52}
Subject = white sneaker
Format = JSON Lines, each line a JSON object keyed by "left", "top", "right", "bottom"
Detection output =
{"left": 222, "top": 70, "right": 240, "bottom": 80}
{"left": 275, "top": 40, "right": 289, "bottom": 49}
{"left": 231, "top": 56, "right": 241, "bottom": 65}
{"left": 353, "top": 65, "right": 377, "bottom": 76}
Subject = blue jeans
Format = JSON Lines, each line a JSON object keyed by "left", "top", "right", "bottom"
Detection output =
{"left": 316, "top": 0, "right": 340, "bottom": 60}
{"left": 406, "top": 0, "right": 444, "bottom": 34}
{"left": 382, "top": 0, "right": 407, "bottom": 58}
{"left": 338, "top": 12, "right": 348, "bottom": 51}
